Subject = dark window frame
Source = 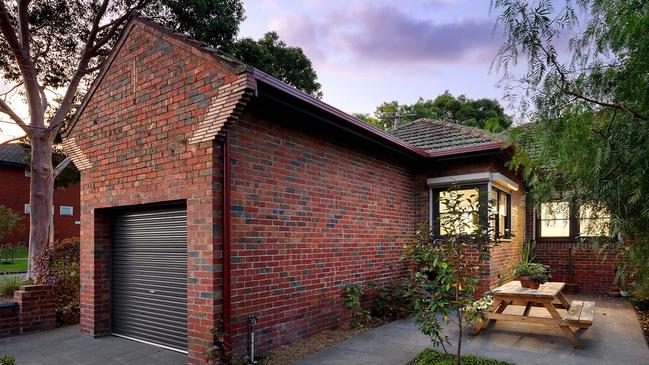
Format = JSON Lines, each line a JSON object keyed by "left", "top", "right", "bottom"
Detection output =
{"left": 536, "top": 201, "right": 610, "bottom": 241}
{"left": 494, "top": 189, "right": 512, "bottom": 239}
{"left": 432, "top": 184, "right": 489, "bottom": 238}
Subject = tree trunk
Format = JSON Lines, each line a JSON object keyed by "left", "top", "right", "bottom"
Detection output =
{"left": 27, "top": 131, "right": 55, "bottom": 279}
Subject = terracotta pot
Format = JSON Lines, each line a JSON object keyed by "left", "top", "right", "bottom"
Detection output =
{"left": 519, "top": 276, "right": 539, "bottom": 289}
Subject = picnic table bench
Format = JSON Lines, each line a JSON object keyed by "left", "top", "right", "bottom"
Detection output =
{"left": 471, "top": 281, "right": 594, "bottom": 348}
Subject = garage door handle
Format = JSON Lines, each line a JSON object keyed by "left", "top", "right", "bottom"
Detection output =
{"left": 149, "top": 290, "right": 156, "bottom": 294}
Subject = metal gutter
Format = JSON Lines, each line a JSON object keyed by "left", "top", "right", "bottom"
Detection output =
{"left": 427, "top": 142, "right": 506, "bottom": 158}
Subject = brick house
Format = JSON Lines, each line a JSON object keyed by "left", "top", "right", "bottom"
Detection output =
{"left": 62, "top": 15, "right": 615, "bottom": 364}
{"left": 0, "top": 143, "right": 80, "bottom": 247}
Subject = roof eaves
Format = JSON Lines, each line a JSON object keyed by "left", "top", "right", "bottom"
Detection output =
{"left": 251, "top": 68, "right": 430, "bottom": 158}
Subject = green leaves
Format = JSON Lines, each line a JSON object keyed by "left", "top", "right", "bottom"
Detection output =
{"left": 495, "top": 0, "right": 649, "bottom": 293}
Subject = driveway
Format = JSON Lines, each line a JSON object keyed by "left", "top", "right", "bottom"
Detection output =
{"left": 293, "top": 294, "right": 649, "bottom": 365}
{"left": 0, "top": 325, "right": 186, "bottom": 365}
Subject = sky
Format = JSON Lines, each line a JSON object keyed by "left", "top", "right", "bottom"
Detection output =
{"left": 238, "top": 0, "right": 508, "bottom": 115}
{"left": 0, "top": 0, "right": 509, "bottom": 142}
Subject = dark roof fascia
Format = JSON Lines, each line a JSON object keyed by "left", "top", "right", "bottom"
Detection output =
{"left": 251, "top": 68, "right": 430, "bottom": 160}
{"left": 427, "top": 142, "right": 507, "bottom": 159}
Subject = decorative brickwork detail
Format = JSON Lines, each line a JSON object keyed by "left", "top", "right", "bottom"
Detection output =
{"left": 0, "top": 284, "right": 56, "bottom": 339}
{"left": 61, "top": 138, "right": 92, "bottom": 170}
{"left": 189, "top": 74, "right": 256, "bottom": 144}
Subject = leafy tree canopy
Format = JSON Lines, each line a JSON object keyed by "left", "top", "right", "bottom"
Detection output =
{"left": 230, "top": 32, "right": 322, "bottom": 98}
{"left": 0, "top": 0, "right": 321, "bottom": 100}
{"left": 493, "top": 0, "right": 649, "bottom": 293}
{"left": 356, "top": 91, "right": 511, "bottom": 132}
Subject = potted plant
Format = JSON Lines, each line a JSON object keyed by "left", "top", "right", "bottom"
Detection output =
{"left": 513, "top": 263, "right": 552, "bottom": 289}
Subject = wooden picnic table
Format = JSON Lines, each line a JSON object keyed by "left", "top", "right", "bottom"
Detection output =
{"left": 471, "top": 281, "right": 594, "bottom": 348}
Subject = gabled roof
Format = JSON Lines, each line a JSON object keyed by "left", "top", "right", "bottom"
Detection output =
{"left": 0, "top": 143, "right": 27, "bottom": 166}
{"left": 64, "top": 13, "right": 506, "bottom": 162}
{"left": 390, "top": 118, "right": 505, "bottom": 156}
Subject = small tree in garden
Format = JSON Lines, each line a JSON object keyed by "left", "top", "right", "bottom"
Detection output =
{"left": 0, "top": 205, "right": 23, "bottom": 244}
{"left": 403, "top": 189, "right": 498, "bottom": 365}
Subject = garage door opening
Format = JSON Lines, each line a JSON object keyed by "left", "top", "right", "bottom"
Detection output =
{"left": 110, "top": 205, "right": 187, "bottom": 353}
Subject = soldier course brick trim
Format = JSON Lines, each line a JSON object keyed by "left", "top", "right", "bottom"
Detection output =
{"left": 188, "top": 73, "right": 257, "bottom": 144}
{"left": 61, "top": 137, "right": 92, "bottom": 170}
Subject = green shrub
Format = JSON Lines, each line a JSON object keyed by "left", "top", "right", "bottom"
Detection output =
{"left": 33, "top": 237, "right": 80, "bottom": 326}
{"left": 512, "top": 263, "right": 551, "bottom": 284}
{"left": 0, "top": 276, "right": 28, "bottom": 297}
{"left": 371, "top": 278, "right": 413, "bottom": 320}
{"left": 0, "top": 355, "right": 15, "bottom": 365}
{"left": 342, "top": 283, "right": 371, "bottom": 328}
{"left": 409, "top": 349, "right": 513, "bottom": 365}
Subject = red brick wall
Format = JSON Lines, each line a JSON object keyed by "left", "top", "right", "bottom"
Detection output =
{"left": 0, "top": 284, "right": 56, "bottom": 338}
{"left": 0, "top": 164, "right": 80, "bottom": 246}
{"left": 227, "top": 112, "right": 415, "bottom": 353}
{"left": 0, "top": 303, "right": 19, "bottom": 338}
{"left": 524, "top": 205, "right": 617, "bottom": 293}
{"left": 68, "top": 21, "right": 232, "bottom": 364}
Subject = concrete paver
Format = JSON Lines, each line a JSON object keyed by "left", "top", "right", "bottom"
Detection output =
{"left": 292, "top": 294, "right": 649, "bottom": 365}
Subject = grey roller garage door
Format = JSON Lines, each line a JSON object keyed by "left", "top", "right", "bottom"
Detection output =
{"left": 111, "top": 206, "right": 188, "bottom": 352}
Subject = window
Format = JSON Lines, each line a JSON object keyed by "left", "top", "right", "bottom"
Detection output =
{"left": 24, "top": 203, "right": 30, "bottom": 214}
{"left": 539, "top": 201, "right": 571, "bottom": 237}
{"left": 433, "top": 186, "right": 488, "bottom": 236}
{"left": 538, "top": 201, "right": 611, "bottom": 239}
{"left": 579, "top": 204, "right": 610, "bottom": 237}
{"left": 60, "top": 206, "right": 74, "bottom": 216}
{"left": 494, "top": 189, "right": 512, "bottom": 239}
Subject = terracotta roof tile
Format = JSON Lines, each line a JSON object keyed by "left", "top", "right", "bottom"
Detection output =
{"left": 390, "top": 118, "right": 503, "bottom": 153}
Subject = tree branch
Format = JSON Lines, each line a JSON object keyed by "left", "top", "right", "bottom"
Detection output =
{"left": 53, "top": 156, "right": 71, "bottom": 178}
{"left": 0, "top": 98, "right": 30, "bottom": 133}
{"left": 17, "top": 0, "right": 30, "bottom": 53}
{"left": 0, "top": 0, "right": 43, "bottom": 127}
{"left": 0, "top": 134, "right": 27, "bottom": 145}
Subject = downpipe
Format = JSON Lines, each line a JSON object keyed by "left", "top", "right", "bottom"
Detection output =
{"left": 248, "top": 315, "right": 258, "bottom": 364}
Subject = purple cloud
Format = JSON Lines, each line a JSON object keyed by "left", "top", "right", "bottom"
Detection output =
{"left": 272, "top": 3, "right": 502, "bottom": 68}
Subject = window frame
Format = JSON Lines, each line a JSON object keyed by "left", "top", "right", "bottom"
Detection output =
{"left": 432, "top": 184, "right": 489, "bottom": 237}
{"left": 536, "top": 201, "right": 611, "bottom": 241}
{"left": 59, "top": 205, "right": 74, "bottom": 216}
{"left": 494, "top": 188, "right": 512, "bottom": 239}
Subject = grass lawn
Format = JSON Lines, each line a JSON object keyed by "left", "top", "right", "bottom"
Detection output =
{"left": 409, "top": 349, "right": 513, "bottom": 365}
{"left": 0, "top": 259, "right": 27, "bottom": 273}
{"left": 0, "top": 245, "right": 28, "bottom": 273}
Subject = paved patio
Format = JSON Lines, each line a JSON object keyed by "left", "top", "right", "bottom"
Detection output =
{"left": 293, "top": 294, "right": 649, "bottom": 365}
{"left": 0, "top": 325, "right": 186, "bottom": 365}
{"left": 0, "top": 295, "right": 647, "bottom": 364}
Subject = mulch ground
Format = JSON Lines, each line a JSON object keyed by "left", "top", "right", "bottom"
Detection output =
{"left": 633, "top": 303, "right": 649, "bottom": 346}
{"left": 264, "top": 319, "right": 389, "bottom": 365}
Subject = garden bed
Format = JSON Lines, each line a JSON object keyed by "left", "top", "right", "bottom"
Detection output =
{"left": 633, "top": 302, "right": 649, "bottom": 346}
{"left": 408, "top": 349, "right": 513, "bottom": 365}
{"left": 264, "top": 319, "right": 389, "bottom": 365}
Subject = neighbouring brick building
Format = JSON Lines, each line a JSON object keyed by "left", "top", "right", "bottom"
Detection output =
{"left": 0, "top": 143, "right": 80, "bottom": 247}
{"left": 62, "top": 15, "right": 616, "bottom": 364}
